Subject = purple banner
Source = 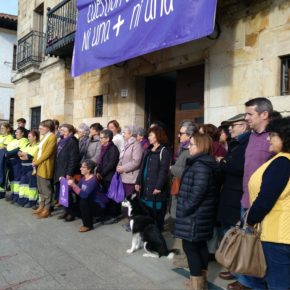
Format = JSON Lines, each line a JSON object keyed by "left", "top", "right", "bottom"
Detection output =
{"left": 72, "top": 0, "right": 217, "bottom": 77}
{"left": 59, "top": 177, "right": 69, "bottom": 207}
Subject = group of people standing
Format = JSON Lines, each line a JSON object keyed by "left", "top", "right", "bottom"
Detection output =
{"left": 172, "top": 98, "right": 290, "bottom": 290}
{"left": 0, "top": 97, "right": 289, "bottom": 290}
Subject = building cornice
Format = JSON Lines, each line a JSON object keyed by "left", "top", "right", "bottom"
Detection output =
{"left": 0, "top": 82, "right": 14, "bottom": 89}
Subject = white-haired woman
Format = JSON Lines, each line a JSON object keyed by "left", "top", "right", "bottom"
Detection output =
{"left": 117, "top": 125, "right": 144, "bottom": 231}
{"left": 77, "top": 123, "right": 90, "bottom": 161}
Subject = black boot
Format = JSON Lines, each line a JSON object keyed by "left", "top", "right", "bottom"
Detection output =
{"left": 65, "top": 214, "right": 75, "bottom": 222}
{"left": 58, "top": 211, "right": 68, "bottom": 220}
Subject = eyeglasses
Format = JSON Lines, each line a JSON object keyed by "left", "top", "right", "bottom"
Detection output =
{"left": 269, "top": 132, "right": 278, "bottom": 138}
{"left": 178, "top": 132, "right": 188, "bottom": 136}
{"left": 229, "top": 123, "right": 244, "bottom": 128}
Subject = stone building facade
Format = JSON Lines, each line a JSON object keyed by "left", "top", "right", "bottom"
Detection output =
{"left": 12, "top": 0, "right": 290, "bottom": 140}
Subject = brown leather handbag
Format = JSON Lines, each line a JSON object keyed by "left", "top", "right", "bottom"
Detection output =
{"left": 170, "top": 176, "right": 181, "bottom": 196}
{"left": 215, "top": 211, "right": 267, "bottom": 278}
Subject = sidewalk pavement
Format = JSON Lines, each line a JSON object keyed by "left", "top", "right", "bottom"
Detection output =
{"left": 0, "top": 199, "right": 228, "bottom": 290}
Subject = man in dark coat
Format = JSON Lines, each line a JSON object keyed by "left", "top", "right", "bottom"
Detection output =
{"left": 217, "top": 113, "right": 250, "bottom": 280}
{"left": 14, "top": 118, "right": 30, "bottom": 138}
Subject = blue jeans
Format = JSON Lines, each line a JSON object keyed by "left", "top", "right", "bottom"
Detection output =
{"left": 238, "top": 274, "right": 266, "bottom": 289}
{"left": 262, "top": 242, "right": 290, "bottom": 290}
{"left": 238, "top": 242, "right": 290, "bottom": 290}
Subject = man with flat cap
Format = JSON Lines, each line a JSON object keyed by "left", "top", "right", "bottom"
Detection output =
{"left": 217, "top": 113, "right": 251, "bottom": 281}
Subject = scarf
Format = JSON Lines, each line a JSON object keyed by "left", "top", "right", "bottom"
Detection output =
{"left": 97, "top": 142, "right": 112, "bottom": 169}
{"left": 57, "top": 135, "right": 72, "bottom": 157}
{"left": 176, "top": 140, "right": 190, "bottom": 159}
{"left": 140, "top": 138, "right": 149, "bottom": 149}
{"left": 37, "top": 132, "right": 52, "bottom": 159}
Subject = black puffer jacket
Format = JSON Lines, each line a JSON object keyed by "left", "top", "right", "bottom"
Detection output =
{"left": 136, "top": 144, "right": 171, "bottom": 202}
{"left": 175, "top": 153, "right": 219, "bottom": 242}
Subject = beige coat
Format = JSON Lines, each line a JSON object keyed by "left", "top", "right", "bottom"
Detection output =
{"left": 118, "top": 137, "right": 143, "bottom": 184}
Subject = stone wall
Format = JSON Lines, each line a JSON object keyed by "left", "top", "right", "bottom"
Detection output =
{"left": 206, "top": 0, "right": 290, "bottom": 124}
{"left": 13, "top": 0, "right": 290, "bottom": 129}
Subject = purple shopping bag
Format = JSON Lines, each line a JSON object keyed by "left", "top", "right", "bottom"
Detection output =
{"left": 59, "top": 177, "right": 69, "bottom": 207}
{"left": 107, "top": 173, "right": 125, "bottom": 203}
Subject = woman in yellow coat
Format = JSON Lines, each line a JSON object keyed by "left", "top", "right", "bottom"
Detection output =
{"left": 246, "top": 117, "right": 290, "bottom": 290}
{"left": 32, "top": 120, "right": 57, "bottom": 218}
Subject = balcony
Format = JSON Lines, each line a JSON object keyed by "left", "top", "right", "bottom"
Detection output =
{"left": 45, "top": 0, "right": 77, "bottom": 58}
{"left": 17, "top": 31, "right": 46, "bottom": 71}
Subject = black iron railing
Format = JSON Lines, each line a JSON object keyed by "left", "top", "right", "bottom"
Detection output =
{"left": 46, "top": 0, "right": 77, "bottom": 57}
{"left": 17, "top": 31, "right": 46, "bottom": 71}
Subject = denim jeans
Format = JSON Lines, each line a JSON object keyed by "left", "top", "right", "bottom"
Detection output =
{"left": 262, "top": 242, "right": 290, "bottom": 290}
{"left": 238, "top": 241, "right": 290, "bottom": 290}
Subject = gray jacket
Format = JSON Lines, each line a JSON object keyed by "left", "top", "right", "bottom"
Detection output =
{"left": 81, "top": 136, "right": 101, "bottom": 163}
{"left": 170, "top": 149, "right": 190, "bottom": 178}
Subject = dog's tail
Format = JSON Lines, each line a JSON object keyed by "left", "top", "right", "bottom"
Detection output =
{"left": 167, "top": 249, "right": 180, "bottom": 259}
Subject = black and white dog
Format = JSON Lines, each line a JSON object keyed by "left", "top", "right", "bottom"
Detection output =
{"left": 122, "top": 193, "right": 178, "bottom": 259}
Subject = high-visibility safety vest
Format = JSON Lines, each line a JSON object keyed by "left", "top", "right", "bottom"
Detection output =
{"left": 0, "top": 134, "right": 14, "bottom": 148}
{"left": 21, "top": 143, "right": 39, "bottom": 158}
{"left": 7, "top": 137, "right": 29, "bottom": 152}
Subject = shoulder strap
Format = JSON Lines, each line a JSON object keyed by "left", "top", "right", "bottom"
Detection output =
{"left": 159, "top": 146, "right": 165, "bottom": 161}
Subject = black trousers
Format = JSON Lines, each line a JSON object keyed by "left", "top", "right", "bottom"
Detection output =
{"left": 79, "top": 198, "right": 105, "bottom": 228}
{"left": 102, "top": 179, "right": 121, "bottom": 218}
{"left": 182, "top": 239, "right": 209, "bottom": 276}
{"left": 143, "top": 201, "right": 167, "bottom": 232}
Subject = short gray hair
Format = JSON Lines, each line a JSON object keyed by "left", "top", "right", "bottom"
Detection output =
{"left": 136, "top": 127, "right": 147, "bottom": 137}
{"left": 245, "top": 97, "right": 273, "bottom": 116}
{"left": 124, "top": 125, "right": 138, "bottom": 137}
{"left": 180, "top": 120, "right": 198, "bottom": 136}
{"left": 78, "top": 123, "right": 90, "bottom": 136}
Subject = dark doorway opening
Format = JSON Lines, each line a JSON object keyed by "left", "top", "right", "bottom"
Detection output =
{"left": 145, "top": 65, "right": 205, "bottom": 151}
{"left": 145, "top": 72, "right": 176, "bottom": 146}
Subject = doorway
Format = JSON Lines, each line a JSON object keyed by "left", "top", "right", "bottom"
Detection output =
{"left": 145, "top": 64, "right": 205, "bottom": 150}
{"left": 145, "top": 72, "right": 176, "bottom": 145}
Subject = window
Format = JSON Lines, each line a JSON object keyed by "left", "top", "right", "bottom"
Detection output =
{"left": 9, "top": 98, "right": 14, "bottom": 125}
{"left": 180, "top": 102, "right": 201, "bottom": 110}
{"left": 94, "top": 95, "right": 103, "bottom": 117}
{"left": 31, "top": 107, "right": 41, "bottom": 130}
{"left": 34, "top": 3, "right": 44, "bottom": 33}
{"left": 12, "top": 45, "right": 17, "bottom": 71}
{"left": 281, "top": 55, "right": 290, "bottom": 95}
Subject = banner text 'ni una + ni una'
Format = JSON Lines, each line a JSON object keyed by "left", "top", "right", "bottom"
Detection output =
{"left": 72, "top": 0, "right": 217, "bottom": 77}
